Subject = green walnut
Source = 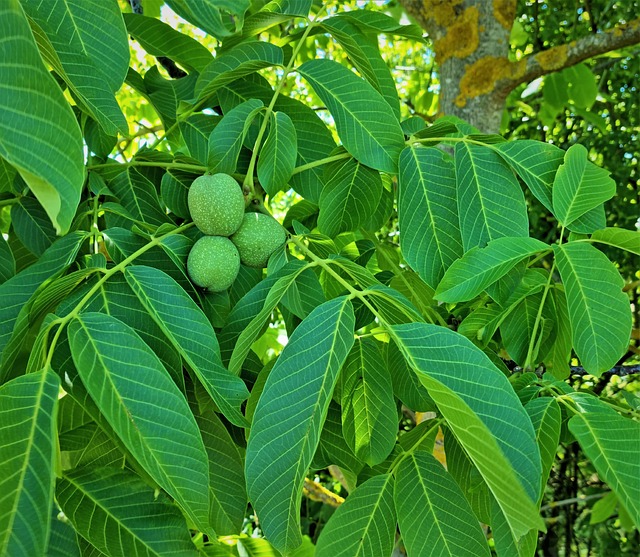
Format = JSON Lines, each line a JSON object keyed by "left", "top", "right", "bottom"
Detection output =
{"left": 187, "top": 236, "right": 240, "bottom": 291}
{"left": 231, "top": 213, "right": 287, "bottom": 268}
{"left": 188, "top": 173, "right": 244, "bottom": 236}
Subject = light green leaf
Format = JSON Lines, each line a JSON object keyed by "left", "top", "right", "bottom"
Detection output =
{"left": 491, "top": 499, "right": 538, "bottom": 557}
{"left": 321, "top": 16, "right": 400, "bottom": 119}
{"left": 331, "top": 10, "right": 424, "bottom": 41}
{"left": 455, "top": 143, "right": 529, "bottom": 251}
{"left": 553, "top": 243, "right": 632, "bottom": 375}
{"left": 179, "top": 114, "right": 219, "bottom": 165}
{"left": 257, "top": 111, "right": 298, "bottom": 197}
{"left": 494, "top": 140, "right": 564, "bottom": 212}
{"left": 23, "top": 0, "right": 129, "bottom": 136}
{"left": 192, "top": 403, "right": 247, "bottom": 535}
{"left": 0, "top": 370, "right": 60, "bottom": 557}
{"left": 341, "top": 338, "right": 397, "bottom": 466}
{"left": 208, "top": 99, "right": 264, "bottom": 173}
{"left": 195, "top": 42, "right": 283, "bottom": 102}
{"left": 395, "top": 451, "right": 491, "bottom": 557}
{"left": 298, "top": 59, "right": 405, "bottom": 173}
{"left": 525, "top": 397, "right": 561, "bottom": 501}
{"left": 125, "top": 265, "right": 249, "bottom": 427}
{"left": 68, "top": 312, "right": 212, "bottom": 535}
{"left": 166, "top": 0, "right": 250, "bottom": 38}
{"left": 568, "top": 393, "right": 640, "bottom": 528}
{"left": 56, "top": 467, "right": 198, "bottom": 557}
{"left": 392, "top": 324, "right": 545, "bottom": 541}
{"left": 0, "top": 0, "right": 84, "bottom": 234}
{"left": 435, "top": 237, "right": 548, "bottom": 303}
{"left": 46, "top": 507, "right": 81, "bottom": 557}
{"left": 543, "top": 287, "right": 572, "bottom": 379}
{"left": 398, "top": 145, "right": 463, "bottom": 289}
{"left": 590, "top": 492, "right": 618, "bottom": 525}
{"left": 245, "top": 297, "right": 355, "bottom": 554}
{"left": 563, "top": 63, "right": 598, "bottom": 109}
{"left": 124, "top": 13, "right": 213, "bottom": 73}
{"left": 590, "top": 227, "right": 640, "bottom": 255}
{"left": 552, "top": 144, "right": 616, "bottom": 227}
{"left": 316, "top": 474, "right": 395, "bottom": 557}
{"left": 318, "top": 158, "right": 382, "bottom": 238}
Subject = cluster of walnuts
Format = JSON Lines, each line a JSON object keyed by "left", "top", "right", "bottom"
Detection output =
{"left": 186, "top": 173, "right": 286, "bottom": 291}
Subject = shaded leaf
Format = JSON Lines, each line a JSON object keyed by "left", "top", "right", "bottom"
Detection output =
{"left": 258, "top": 111, "right": 298, "bottom": 197}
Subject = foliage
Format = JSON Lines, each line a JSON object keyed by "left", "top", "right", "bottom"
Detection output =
{"left": 0, "top": 1, "right": 638, "bottom": 556}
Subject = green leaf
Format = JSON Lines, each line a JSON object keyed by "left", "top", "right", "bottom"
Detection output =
{"left": 165, "top": 0, "right": 250, "bottom": 39}
{"left": 494, "top": 140, "right": 564, "bottom": 212}
{"left": 552, "top": 144, "right": 616, "bottom": 227}
{"left": 395, "top": 451, "right": 491, "bottom": 557}
{"left": 46, "top": 507, "right": 81, "bottom": 557}
{"left": 321, "top": 17, "right": 400, "bottom": 119}
{"left": 332, "top": 10, "right": 424, "bottom": 41}
{"left": 341, "top": 338, "right": 397, "bottom": 466}
{"left": 0, "top": 232, "right": 86, "bottom": 360}
{"left": 0, "top": 0, "right": 84, "bottom": 234}
{"left": 298, "top": 59, "right": 405, "bottom": 173}
{"left": 257, "top": 111, "right": 298, "bottom": 197}
{"left": 525, "top": 397, "right": 561, "bottom": 501}
{"left": 23, "top": 0, "right": 129, "bottom": 136}
{"left": 455, "top": 143, "right": 529, "bottom": 251}
{"left": 192, "top": 403, "right": 247, "bottom": 535}
{"left": 57, "top": 467, "right": 198, "bottom": 556}
{"left": 10, "top": 197, "right": 56, "bottom": 256}
{"left": 245, "top": 297, "right": 355, "bottom": 554}
{"left": 125, "top": 265, "right": 249, "bottom": 427}
{"left": 316, "top": 474, "right": 395, "bottom": 557}
{"left": 68, "top": 312, "right": 212, "bottom": 535}
{"left": 318, "top": 158, "right": 382, "bottom": 238}
{"left": 398, "top": 145, "right": 463, "bottom": 289}
{"left": 553, "top": 242, "right": 632, "bottom": 375}
{"left": 179, "top": 114, "right": 219, "bottom": 165}
{"left": 563, "top": 63, "right": 598, "bottom": 109}
{"left": 590, "top": 227, "right": 640, "bottom": 255}
{"left": 590, "top": 492, "right": 618, "bottom": 525}
{"left": 108, "top": 168, "right": 171, "bottom": 227}
{"left": 568, "top": 393, "right": 640, "bottom": 528}
{"left": 124, "top": 13, "right": 213, "bottom": 73}
{"left": 195, "top": 42, "right": 283, "bottom": 102}
{"left": 313, "top": 401, "right": 363, "bottom": 476}
{"left": 392, "top": 324, "right": 545, "bottom": 541}
{"left": 435, "top": 237, "right": 548, "bottom": 303}
{"left": 0, "top": 236, "right": 16, "bottom": 284}
{"left": 161, "top": 168, "right": 195, "bottom": 219}
{"left": 543, "top": 287, "right": 572, "bottom": 379}
{"left": 208, "top": 98, "right": 264, "bottom": 173}
{"left": 0, "top": 370, "right": 60, "bottom": 557}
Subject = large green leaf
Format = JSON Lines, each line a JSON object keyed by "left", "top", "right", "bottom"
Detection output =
{"left": 298, "top": 59, "right": 405, "bottom": 173}
{"left": 340, "top": 338, "right": 397, "bottom": 466}
{"left": 568, "top": 393, "right": 640, "bottom": 528}
{"left": 316, "top": 474, "right": 395, "bottom": 557}
{"left": 195, "top": 42, "right": 283, "bottom": 102}
{"left": 395, "top": 451, "right": 491, "bottom": 557}
{"left": 46, "top": 507, "right": 81, "bottom": 557}
{"left": 23, "top": 0, "right": 129, "bottom": 136}
{"left": 318, "top": 157, "right": 382, "bottom": 238}
{"left": 434, "top": 237, "right": 548, "bottom": 303}
{"left": 165, "top": 0, "right": 250, "bottom": 39}
{"left": 208, "top": 98, "right": 264, "bottom": 173}
{"left": 552, "top": 144, "right": 616, "bottom": 227}
{"left": 245, "top": 297, "right": 355, "bottom": 554}
{"left": 398, "top": 145, "right": 463, "bottom": 289}
{"left": 590, "top": 228, "right": 640, "bottom": 255}
{"left": 455, "top": 143, "right": 529, "bottom": 251}
{"left": 543, "top": 287, "right": 573, "bottom": 379}
{"left": 0, "top": 0, "right": 84, "bottom": 234}
{"left": 192, "top": 402, "right": 247, "bottom": 535}
{"left": 56, "top": 467, "right": 198, "bottom": 557}
{"left": 108, "top": 168, "right": 171, "bottom": 227}
{"left": 553, "top": 242, "right": 631, "bottom": 375}
{"left": 10, "top": 196, "right": 56, "bottom": 256}
{"left": 525, "top": 397, "right": 561, "bottom": 501}
{"left": 392, "top": 324, "right": 545, "bottom": 541}
{"left": 0, "top": 370, "right": 60, "bottom": 557}
{"left": 0, "top": 232, "right": 86, "bottom": 362}
{"left": 494, "top": 140, "right": 564, "bottom": 212}
{"left": 68, "top": 313, "right": 212, "bottom": 535}
{"left": 257, "top": 111, "right": 297, "bottom": 197}
{"left": 124, "top": 13, "right": 213, "bottom": 73}
{"left": 125, "top": 265, "right": 249, "bottom": 427}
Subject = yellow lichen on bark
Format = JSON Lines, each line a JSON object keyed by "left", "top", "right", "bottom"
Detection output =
{"left": 493, "top": 0, "right": 516, "bottom": 30}
{"left": 423, "top": 0, "right": 464, "bottom": 28}
{"left": 535, "top": 44, "right": 569, "bottom": 71}
{"left": 434, "top": 6, "right": 480, "bottom": 63}
{"left": 455, "top": 56, "right": 525, "bottom": 107}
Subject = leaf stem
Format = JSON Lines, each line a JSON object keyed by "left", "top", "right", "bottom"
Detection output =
{"left": 386, "top": 419, "right": 444, "bottom": 475}
{"left": 87, "top": 161, "right": 208, "bottom": 173}
{"left": 290, "top": 152, "right": 352, "bottom": 176}
{"left": 0, "top": 197, "right": 19, "bottom": 209}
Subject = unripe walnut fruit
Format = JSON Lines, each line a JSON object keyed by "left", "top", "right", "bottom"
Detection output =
{"left": 231, "top": 213, "right": 287, "bottom": 268}
{"left": 187, "top": 236, "right": 240, "bottom": 291}
{"left": 188, "top": 173, "right": 244, "bottom": 236}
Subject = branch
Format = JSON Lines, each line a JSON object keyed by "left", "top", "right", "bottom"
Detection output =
{"left": 510, "top": 18, "right": 640, "bottom": 88}
{"left": 303, "top": 478, "right": 344, "bottom": 508}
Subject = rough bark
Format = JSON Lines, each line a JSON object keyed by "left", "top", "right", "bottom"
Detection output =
{"left": 399, "top": 0, "right": 640, "bottom": 133}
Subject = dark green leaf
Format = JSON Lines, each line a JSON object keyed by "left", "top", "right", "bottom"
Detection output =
{"left": 10, "top": 197, "right": 56, "bottom": 256}
{"left": 165, "top": 0, "right": 250, "bottom": 39}
{"left": 258, "top": 111, "right": 298, "bottom": 197}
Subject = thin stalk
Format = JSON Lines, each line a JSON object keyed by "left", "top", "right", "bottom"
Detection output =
{"left": 386, "top": 419, "right": 444, "bottom": 475}
{"left": 0, "top": 197, "right": 19, "bottom": 209}
{"left": 87, "top": 161, "right": 207, "bottom": 173}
